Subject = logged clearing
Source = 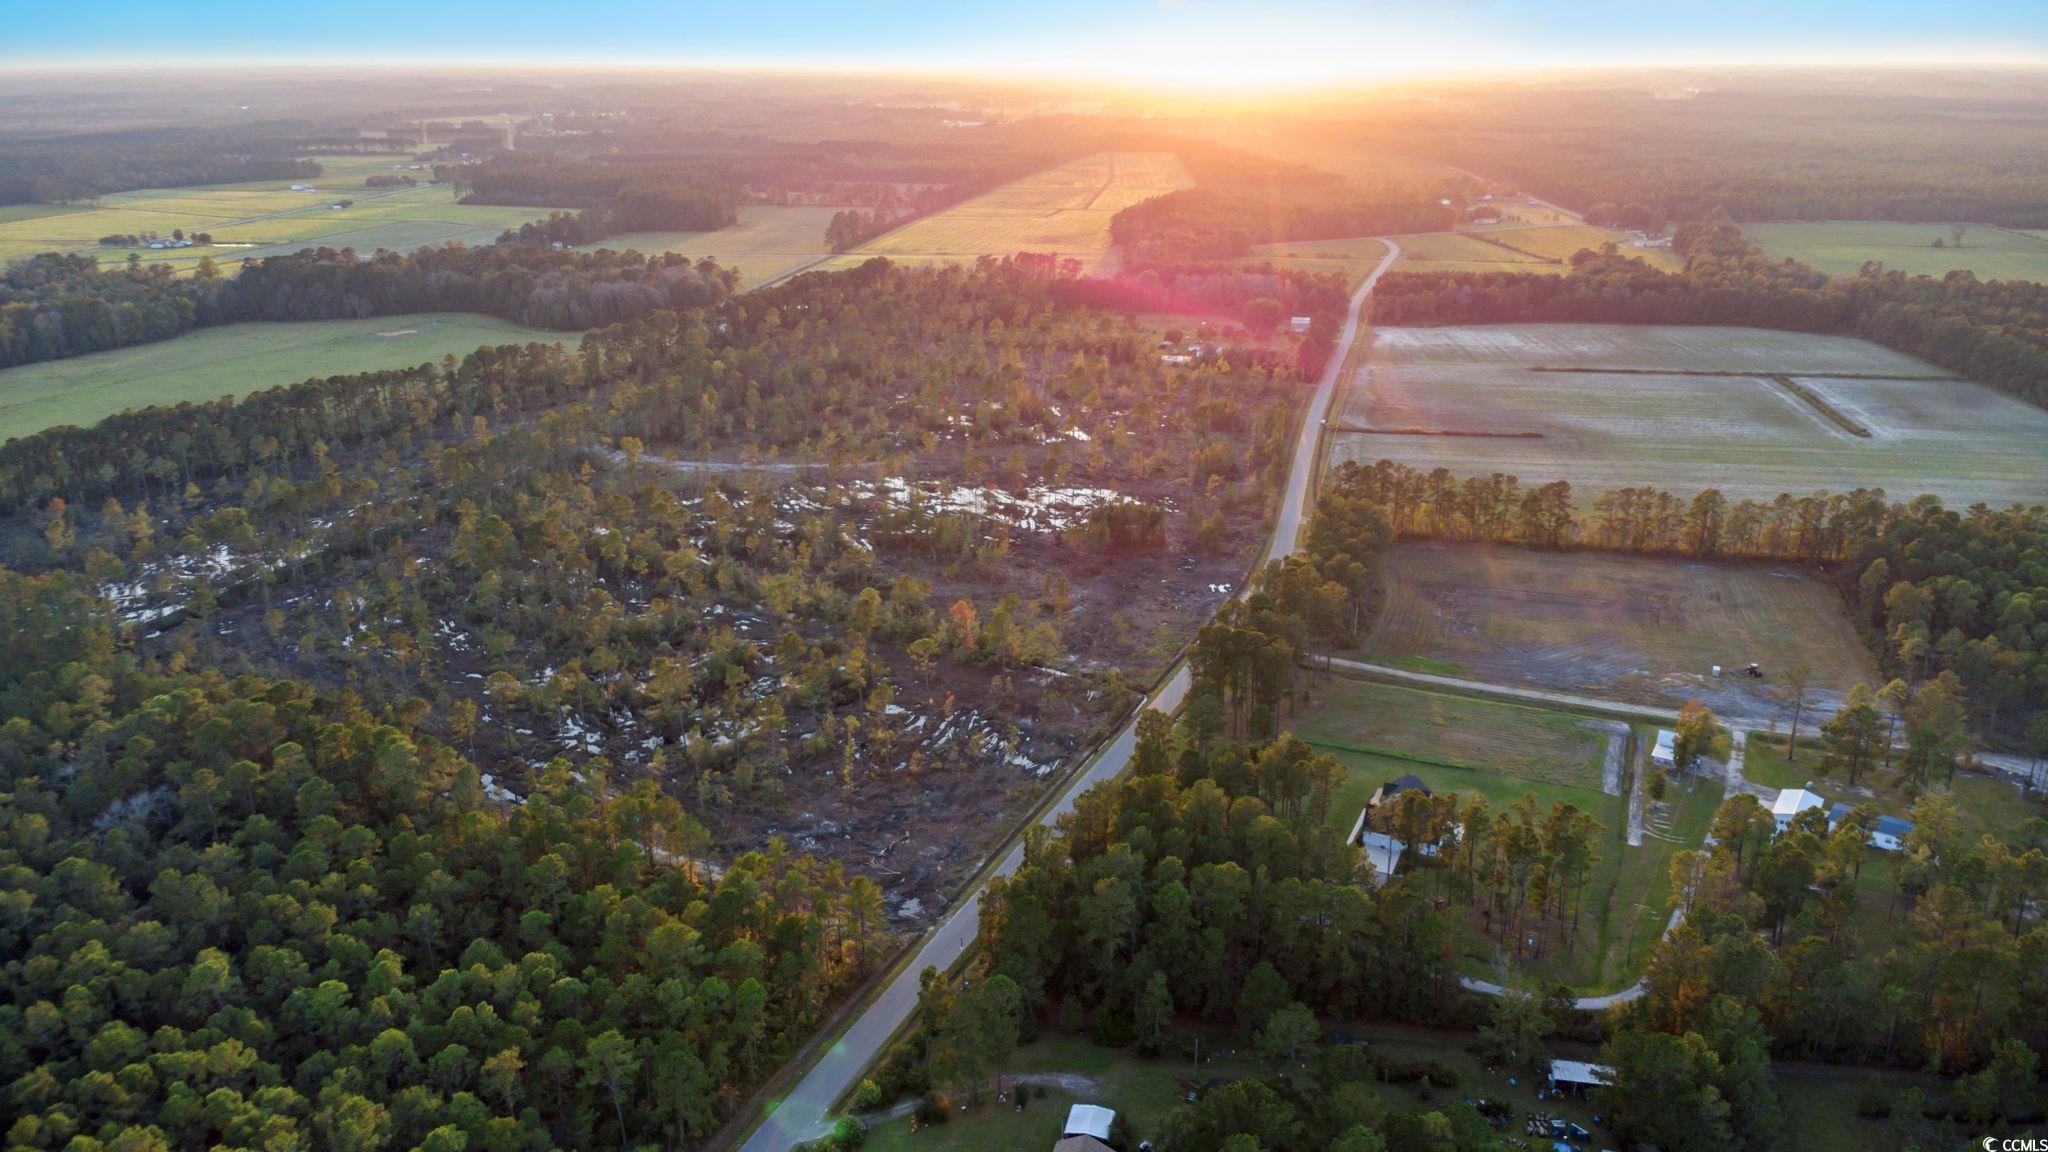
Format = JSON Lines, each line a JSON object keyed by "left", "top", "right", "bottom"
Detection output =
{"left": 0, "top": 314, "right": 561, "bottom": 441}
{"left": 0, "top": 157, "right": 555, "bottom": 274}
{"left": 1357, "top": 542, "right": 1878, "bottom": 715}
{"left": 848, "top": 151, "right": 1193, "bottom": 270}
{"left": 577, "top": 204, "right": 842, "bottom": 287}
{"left": 1743, "top": 220, "right": 2048, "bottom": 282}
{"left": 1292, "top": 677, "right": 1609, "bottom": 789}
{"left": 1330, "top": 323, "right": 2048, "bottom": 507}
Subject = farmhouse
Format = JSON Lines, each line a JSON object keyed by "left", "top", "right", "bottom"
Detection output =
{"left": 1770, "top": 787, "right": 1826, "bottom": 830}
{"left": 1651, "top": 729, "right": 1678, "bottom": 771}
{"left": 1057, "top": 1104, "right": 1116, "bottom": 1152}
{"left": 1369, "top": 773, "right": 1431, "bottom": 809}
{"left": 1826, "top": 803, "right": 1914, "bottom": 851}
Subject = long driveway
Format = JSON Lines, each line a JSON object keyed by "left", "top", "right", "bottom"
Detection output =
{"left": 736, "top": 239, "right": 1402, "bottom": 1152}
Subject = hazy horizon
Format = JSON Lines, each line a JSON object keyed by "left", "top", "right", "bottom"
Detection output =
{"left": 8, "top": 0, "right": 2046, "bottom": 87}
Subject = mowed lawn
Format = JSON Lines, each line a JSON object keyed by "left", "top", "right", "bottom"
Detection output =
{"left": 838, "top": 152, "right": 1194, "bottom": 272}
{"left": 1353, "top": 542, "right": 1878, "bottom": 713}
{"left": 0, "top": 156, "right": 553, "bottom": 273}
{"left": 1291, "top": 676, "right": 1610, "bottom": 789}
{"left": 0, "top": 315, "right": 561, "bottom": 441}
{"left": 1744, "top": 220, "right": 2048, "bottom": 282}
{"left": 1329, "top": 323, "right": 2048, "bottom": 508}
{"left": 576, "top": 204, "right": 842, "bottom": 288}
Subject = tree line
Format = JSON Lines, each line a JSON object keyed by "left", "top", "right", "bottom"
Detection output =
{"left": 0, "top": 244, "right": 735, "bottom": 374}
{"left": 0, "top": 131, "right": 320, "bottom": 205}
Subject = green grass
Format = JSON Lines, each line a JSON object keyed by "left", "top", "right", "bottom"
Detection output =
{"left": 1744, "top": 220, "right": 2048, "bottom": 282}
{"left": 1742, "top": 733, "right": 2040, "bottom": 842}
{"left": 0, "top": 314, "right": 562, "bottom": 441}
{"left": 1243, "top": 236, "right": 1390, "bottom": 289}
{"left": 1294, "top": 677, "right": 1610, "bottom": 789}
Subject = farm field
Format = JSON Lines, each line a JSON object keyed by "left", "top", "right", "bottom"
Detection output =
{"left": 843, "top": 151, "right": 1193, "bottom": 271}
{"left": 0, "top": 314, "right": 560, "bottom": 441}
{"left": 0, "top": 156, "right": 553, "bottom": 273}
{"left": 1353, "top": 542, "right": 1878, "bottom": 716}
{"left": 576, "top": 204, "right": 842, "bottom": 287}
{"left": 1330, "top": 323, "right": 2048, "bottom": 508}
{"left": 1743, "top": 220, "right": 2048, "bottom": 281}
{"left": 1386, "top": 223, "right": 1680, "bottom": 276}
{"left": 1291, "top": 677, "right": 1610, "bottom": 790}
{"left": 1243, "top": 235, "right": 1391, "bottom": 288}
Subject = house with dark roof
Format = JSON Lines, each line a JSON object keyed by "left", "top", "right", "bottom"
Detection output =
{"left": 1827, "top": 802, "right": 1913, "bottom": 851}
{"left": 1369, "top": 774, "right": 1431, "bottom": 809}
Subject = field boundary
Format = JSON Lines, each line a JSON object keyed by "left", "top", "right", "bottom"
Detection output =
{"left": 1768, "top": 373, "right": 1872, "bottom": 437}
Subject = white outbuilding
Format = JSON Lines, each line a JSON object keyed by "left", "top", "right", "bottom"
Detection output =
{"left": 1771, "top": 787, "right": 1826, "bottom": 830}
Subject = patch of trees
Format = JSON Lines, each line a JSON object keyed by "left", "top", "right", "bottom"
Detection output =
{"left": 0, "top": 244, "right": 734, "bottom": 373}
{"left": 1369, "top": 215, "right": 2048, "bottom": 407}
{"left": 1633, "top": 788, "right": 2048, "bottom": 1104}
{"left": 443, "top": 153, "right": 738, "bottom": 231}
{"left": 0, "top": 566, "right": 882, "bottom": 1152}
{"left": 0, "top": 132, "right": 319, "bottom": 205}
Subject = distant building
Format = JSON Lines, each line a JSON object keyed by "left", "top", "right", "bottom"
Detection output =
{"left": 1058, "top": 1105, "right": 1116, "bottom": 1152}
{"left": 1771, "top": 787, "right": 1827, "bottom": 830}
{"left": 290, "top": 183, "right": 315, "bottom": 191}
{"left": 1651, "top": 729, "right": 1678, "bottom": 771}
{"left": 1355, "top": 830, "right": 1407, "bottom": 884}
{"left": 1289, "top": 316, "right": 1312, "bottom": 334}
{"left": 1369, "top": 773, "right": 1431, "bottom": 809}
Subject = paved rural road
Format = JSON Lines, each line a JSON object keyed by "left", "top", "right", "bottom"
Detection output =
{"left": 736, "top": 239, "right": 1402, "bottom": 1152}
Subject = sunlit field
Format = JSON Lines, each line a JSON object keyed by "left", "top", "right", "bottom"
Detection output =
{"left": 831, "top": 151, "right": 1194, "bottom": 272}
{"left": 1743, "top": 220, "right": 2048, "bottom": 282}
{"left": 1330, "top": 323, "right": 2048, "bottom": 507}
{"left": 576, "top": 204, "right": 844, "bottom": 287}
{"left": 0, "top": 155, "right": 552, "bottom": 272}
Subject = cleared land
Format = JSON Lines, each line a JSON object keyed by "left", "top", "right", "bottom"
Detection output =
{"left": 1330, "top": 323, "right": 2048, "bottom": 508}
{"left": 831, "top": 152, "right": 1194, "bottom": 273}
{"left": 1389, "top": 222, "right": 1681, "bottom": 276}
{"left": 0, "top": 156, "right": 553, "bottom": 272}
{"left": 576, "top": 204, "right": 843, "bottom": 288}
{"left": 1356, "top": 542, "right": 1878, "bottom": 716}
{"left": 0, "top": 315, "right": 560, "bottom": 441}
{"left": 1744, "top": 220, "right": 2048, "bottom": 281}
{"left": 1243, "top": 235, "right": 1391, "bottom": 288}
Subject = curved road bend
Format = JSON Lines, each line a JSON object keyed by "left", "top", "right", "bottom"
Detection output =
{"left": 736, "top": 240, "right": 1403, "bottom": 1152}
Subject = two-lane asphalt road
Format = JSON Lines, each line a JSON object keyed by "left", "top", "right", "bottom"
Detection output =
{"left": 736, "top": 239, "right": 1401, "bottom": 1152}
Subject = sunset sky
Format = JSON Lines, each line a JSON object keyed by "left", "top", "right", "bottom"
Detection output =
{"left": 7, "top": 0, "right": 2046, "bottom": 80}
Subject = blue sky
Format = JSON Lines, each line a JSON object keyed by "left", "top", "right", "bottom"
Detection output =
{"left": 6, "top": 0, "right": 2044, "bottom": 79}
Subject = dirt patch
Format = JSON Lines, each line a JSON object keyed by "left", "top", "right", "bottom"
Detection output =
{"left": 1356, "top": 542, "right": 1877, "bottom": 718}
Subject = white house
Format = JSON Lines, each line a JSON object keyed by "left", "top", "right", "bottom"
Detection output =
{"left": 1771, "top": 788, "right": 1827, "bottom": 830}
{"left": 1289, "top": 316, "right": 1312, "bottom": 334}
{"left": 290, "top": 183, "right": 315, "bottom": 191}
{"left": 1651, "top": 729, "right": 1678, "bottom": 771}
{"left": 1356, "top": 830, "right": 1406, "bottom": 884}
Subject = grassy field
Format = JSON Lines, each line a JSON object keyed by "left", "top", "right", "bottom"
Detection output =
{"left": 840, "top": 152, "right": 1193, "bottom": 272}
{"left": 576, "top": 204, "right": 842, "bottom": 287}
{"left": 1293, "top": 677, "right": 1610, "bottom": 789}
{"left": 1330, "top": 323, "right": 2048, "bottom": 508}
{"left": 1744, "top": 220, "right": 2048, "bottom": 281}
{"left": 0, "top": 314, "right": 561, "bottom": 440}
{"left": 0, "top": 155, "right": 553, "bottom": 273}
{"left": 1243, "top": 235, "right": 1391, "bottom": 288}
{"left": 1354, "top": 543, "right": 1878, "bottom": 714}
{"left": 1387, "top": 223, "right": 1681, "bottom": 277}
